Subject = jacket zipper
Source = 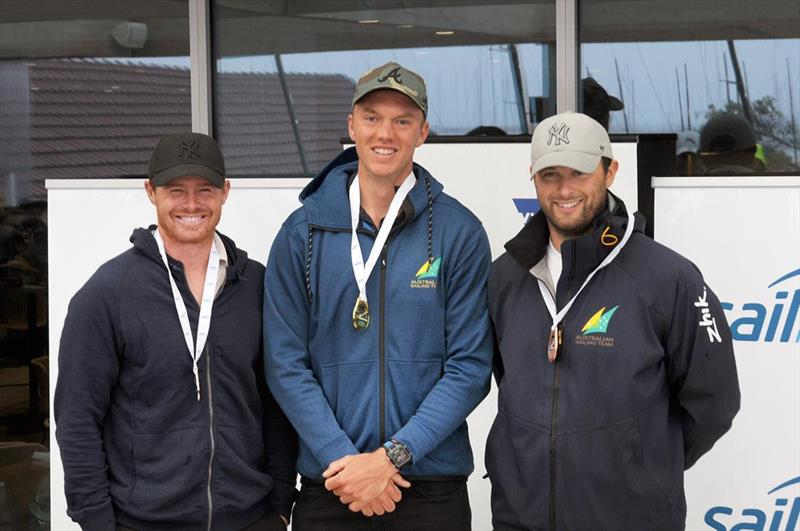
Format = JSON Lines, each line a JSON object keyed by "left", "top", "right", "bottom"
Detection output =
{"left": 379, "top": 244, "right": 388, "bottom": 443}
{"left": 550, "top": 249, "right": 569, "bottom": 531}
{"left": 548, "top": 327, "right": 561, "bottom": 531}
{"left": 206, "top": 346, "right": 216, "bottom": 531}
{"left": 310, "top": 222, "right": 397, "bottom": 444}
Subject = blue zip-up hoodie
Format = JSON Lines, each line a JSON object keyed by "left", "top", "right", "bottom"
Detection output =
{"left": 264, "top": 147, "right": 493, "bottom": 479}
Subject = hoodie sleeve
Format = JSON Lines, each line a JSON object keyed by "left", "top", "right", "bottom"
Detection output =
{"left": 264, "top": 222, "right": 359, "bottom": 470}
{"left": 255, "top": 341, "right": 299, "bottom": 518}
{"left": 54, "top": 275, "right": 119, "bottom": 531}
{"left": 665, "top": 268, "right": 741, "bottom": 469}
{"left": 392, "top": 223, "right": 493, "bottom": 462}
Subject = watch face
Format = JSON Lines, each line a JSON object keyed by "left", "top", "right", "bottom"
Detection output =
{"left": 394, "top": 447, "right": 411, "bottom": 466}
{"left": 388, "top": 443, "right": 412, "bottom": 469}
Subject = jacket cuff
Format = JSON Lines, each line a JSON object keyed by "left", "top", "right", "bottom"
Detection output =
{"left": 392, "top": 423, "right": 428, "bottom": 465}
{"left": 315, "top": 434, "right": 359, "bottom": 470}
{"left": 267, "top": 481, "right": 298, "bottom": 520}
{"left": 74, "top": 501, "right": 116, "bottom": 531}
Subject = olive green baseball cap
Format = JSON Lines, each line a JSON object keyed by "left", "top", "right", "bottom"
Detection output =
{"left": 352, "top": 61, "right": 427, "bottom": 116}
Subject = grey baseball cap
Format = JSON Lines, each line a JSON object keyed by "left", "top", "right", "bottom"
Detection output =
{"left": 676, "top": 130, "right": 701, "bottom": 155}
{"left": 352, "top": 61, "right": 428, "bottom": 116}
{"left": 530, "top": 112, "right": 613, "bottom": 177}
{"left": 148, "top": 132, "right": 225, "bottom": 187}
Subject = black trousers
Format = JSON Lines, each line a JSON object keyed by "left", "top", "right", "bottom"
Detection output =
{"left": 116, "top": 508, "right": 285, "bottom": 531}
{"left": 292, "top": 478, "right": 471, "bottom": 531}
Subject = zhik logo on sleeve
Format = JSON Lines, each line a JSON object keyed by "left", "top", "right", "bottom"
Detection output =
{"left": 695, "top": 286, "right": 723, "bottom": 343}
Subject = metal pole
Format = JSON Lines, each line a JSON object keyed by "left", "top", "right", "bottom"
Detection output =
{"left": 788, "top": 58, "right": 799, "bottom": 166}
{"left": 723, "top": 52, "right": 731, "bottom": 107}
{"left": 676, "top": 68, "right": 685, "bottom": 130}
{"left": 508, "top": 44, "right": 530, "bottom": 133}
{"left": 684, "top": 63, "right": 691, "bottom": 130}
{"left": 727, "top": 40, "right": 753, "bottom": 124}
{"left": 614, "top": 58, "right": 629, "bottom": 133}
{"left": 556, "top": 0, "right": 578, "bottom": 112}
{"left": 275, "top": 54, "right": 309, "bottom": 175}
{"left": 189, "top": 0, "right": 213, "bottom": 135}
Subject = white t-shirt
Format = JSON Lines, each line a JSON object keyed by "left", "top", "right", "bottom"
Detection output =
{"left": 546, "top": 240, "right": 562, "bottom": 294}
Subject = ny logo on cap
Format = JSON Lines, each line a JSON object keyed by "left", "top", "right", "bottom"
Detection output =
{"left": 378, "top": 67, "right": 403, "bottom": 84}
{"left": 179, "top": 139, "right": 200, "bottom": 158}
{"left": 547, "top": 123, "right": 570, "bottom": 146}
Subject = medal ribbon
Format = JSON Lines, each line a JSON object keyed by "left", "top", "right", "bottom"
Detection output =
{"left": 537, "top": 211, "right": 635, "bottom": 361}
{"left": 350, "top": 172, "right": 416, "bottom": 309}
{"left": 154, "top": 229, "right": 219, "bottom": 401}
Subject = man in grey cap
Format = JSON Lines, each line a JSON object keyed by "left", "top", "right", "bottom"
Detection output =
{"left": 486, "top": 112, "right": 739, "bottom": 530}
{"left": 55, "top": 132, "right": 298, "bottom": 530}
{"left": 264, "top": 62, "right": 493, "bottom": 530}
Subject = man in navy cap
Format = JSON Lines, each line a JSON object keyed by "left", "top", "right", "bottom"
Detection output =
{"left": 55, "top": 132, "right": 297, "bottom": 530}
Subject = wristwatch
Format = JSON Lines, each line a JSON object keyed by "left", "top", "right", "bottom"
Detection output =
{"left": 382, "top": 439, "right": 413, "bottom": 470}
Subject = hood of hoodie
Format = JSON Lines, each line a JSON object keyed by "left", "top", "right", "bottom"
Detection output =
{"left": 298, "top": 146, "right": 444, "bottom": 229}
{"left": 504, "top": 191, "right": 647, "bottom": 272}
{"left": 129, "top": 225, "right": 249, "bottom": 282}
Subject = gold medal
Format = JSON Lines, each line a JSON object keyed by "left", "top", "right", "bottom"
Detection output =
{"left": 352, "top": 297, "right": 370, "bottom": 330}
{"left": 547, "top": 327, "right": 562, "bottom": 363}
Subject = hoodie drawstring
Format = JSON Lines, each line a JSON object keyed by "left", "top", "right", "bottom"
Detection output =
{"left": 305, "top": 226, "right": 314, "bottom": 304}
{"left": 303, "top": 176, "right": 434, "bottom": 305}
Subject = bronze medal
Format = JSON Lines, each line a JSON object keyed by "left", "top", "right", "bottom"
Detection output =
{"left": 352, "top": 297, "right": 370, "bottom": 330}
{"left": 547, "top": 327, "right": 561, "bottom": 363}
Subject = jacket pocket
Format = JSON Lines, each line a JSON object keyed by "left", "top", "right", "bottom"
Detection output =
{"left": 557, "top": 419, "right": 673, "bottom": 531}
{"left": 213, "top": 427, "right": 273, "bottom": 513}
{"left": 485, "top": 410, "right": 549, "bottom": 531}
{"left": 318, "top": 359, "right": 378, "bottom": 448}
{"left": 130, "top": 428, "right": 207, "bottom": 518}
{"left": 384, "top": 358, "right": 441, "bottom": 432}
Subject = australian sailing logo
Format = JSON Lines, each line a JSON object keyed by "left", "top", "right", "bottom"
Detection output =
{"left": 575, "top": 305, "right": 619, "bottom": 347}
{"left": 410, "top": 257, "right": 441, "bottom": 288}
{"left": 547, "top": 122, "right": 570, "bottom": 146}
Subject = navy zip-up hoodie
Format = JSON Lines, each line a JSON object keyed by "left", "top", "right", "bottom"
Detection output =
{"left": 55, "top": 228, "right": 298, "bottom": 531}
{"left": 264, "top": 147, "right": 493, "bottom": 479}
{"left": 486, "top": 195, "right": 740, "bottom": 531}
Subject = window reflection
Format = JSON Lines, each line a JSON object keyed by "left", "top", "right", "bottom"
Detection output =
{"left": 580, "top": 0, "right": 800, "bottom": 173}
{"left": 0, "top": 2, "right": 190, "bottom": 526}
{"left": 213, "top": 1, "right": 557, "bottom": 177}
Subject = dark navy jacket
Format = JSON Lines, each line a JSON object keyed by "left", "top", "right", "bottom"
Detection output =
{"left": 486, "top": 195, "right": 740, "bottom": 531}
{"left": 264, "top": 148, "right": 493, "bottom": 479}
{"left": 55, "top": 228, "right": 297, "bottom": 531}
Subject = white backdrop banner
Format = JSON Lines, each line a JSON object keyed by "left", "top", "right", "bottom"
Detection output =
{"left": 654, "top": 176, "right": 800, "bottom": 531}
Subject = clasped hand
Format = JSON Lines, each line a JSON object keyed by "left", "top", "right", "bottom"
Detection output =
{"left": 323, "top": 448, "right": 411, "bottom": 517}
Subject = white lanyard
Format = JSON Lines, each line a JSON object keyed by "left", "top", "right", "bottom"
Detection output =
{"left": 153, "top": 229, "right": 219, "bottom": 401}
{"left": 349, "top": 172, "right": 416, "bottom": 329}
{"left": 537, "top": 211, "right": 635, "bottom": 362}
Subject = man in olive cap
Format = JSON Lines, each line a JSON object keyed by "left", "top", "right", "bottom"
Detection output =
{"left": 264, "top": 62, "right": 493, "bottom": 530}
{"left": 55, "top": 132, "right": 298, "bottom": 530}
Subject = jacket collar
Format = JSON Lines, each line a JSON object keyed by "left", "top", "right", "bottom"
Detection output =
{"left": 504, "top": 191, "right": 646, "bottom": 277}
{"left": 298, "top": 146, "right": 443, "bottom": 230}
{"left": 130, "top": 226, "right": 248, "bottom": 282}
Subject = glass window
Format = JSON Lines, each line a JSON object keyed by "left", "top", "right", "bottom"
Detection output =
{"left": 213, "top": 1, "right": 557, "bottom": 177}
{"left": 0, "top": 3, "right": 189, "bottom": 525}
{"left": 580, "top": 0, "right": 800, "bottom": 174}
